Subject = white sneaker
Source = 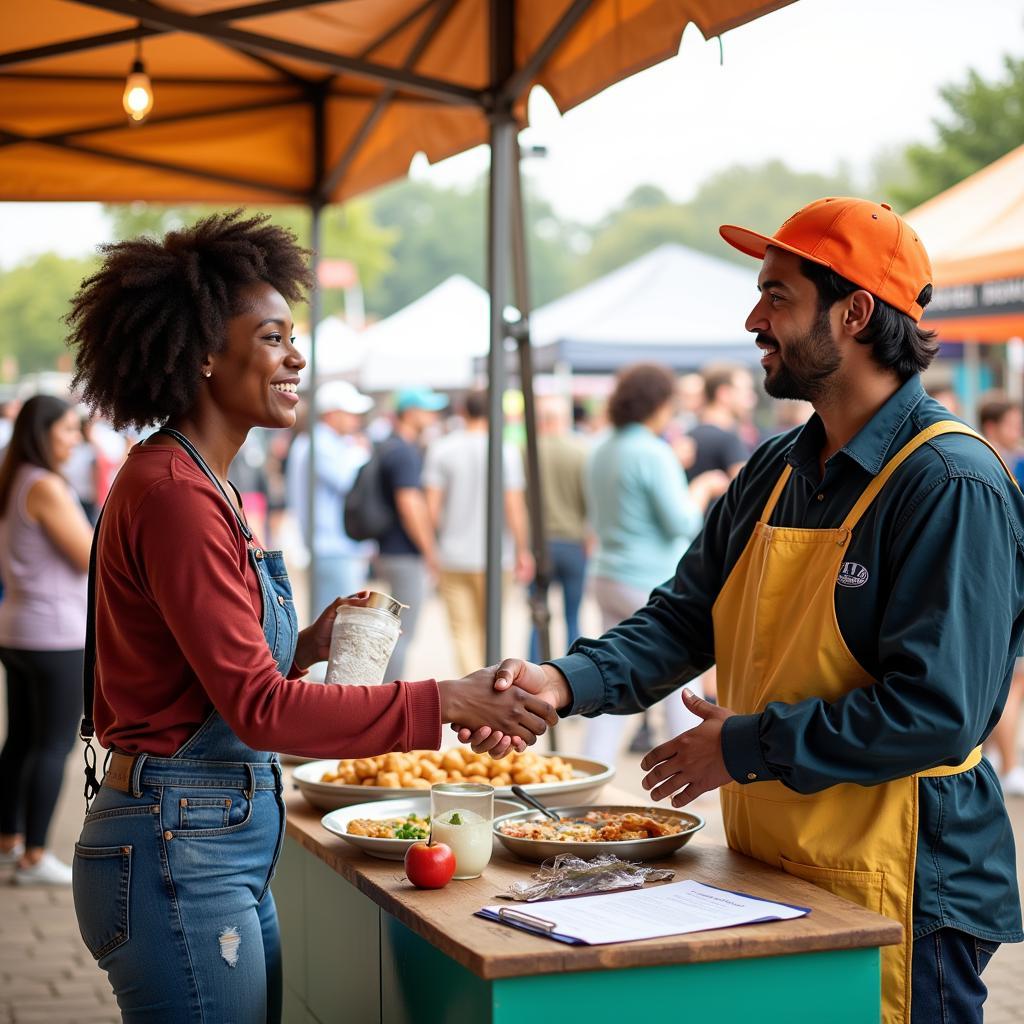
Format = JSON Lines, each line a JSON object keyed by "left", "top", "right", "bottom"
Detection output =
{"left": 12, "top": 851, "right": 73, "bottom": 886}
{"left": 1000, "top": 765, "right": 1024, "bottom": 798}
{"left": 0, "top": 843, "right": 25, "bottom": 865}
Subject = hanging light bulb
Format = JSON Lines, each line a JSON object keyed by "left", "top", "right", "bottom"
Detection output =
{"left": 122, "top": 37, "right": 154, "bottom": 124}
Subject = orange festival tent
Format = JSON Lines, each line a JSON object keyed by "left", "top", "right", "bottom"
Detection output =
{"left": 0, "top": 0, "right": 796, "bottom": 656}
{"left": 908, "top": 144, "right": 1024, "bottom": 344}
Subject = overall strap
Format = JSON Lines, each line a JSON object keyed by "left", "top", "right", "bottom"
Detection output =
{"left": 840, "top": 420, "right": 1019, "bottom": 533}
{"left": 158, "top": 427, "right": 252, "bottom": 542}
{"left": 80, "top": 508, "right": 103, "bottom": 805}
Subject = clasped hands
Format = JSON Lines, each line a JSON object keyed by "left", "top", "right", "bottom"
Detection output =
{"left": 451, "top": 660, "right": 736, "bottom": 806}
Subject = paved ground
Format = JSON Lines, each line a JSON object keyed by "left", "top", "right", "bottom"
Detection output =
{"left": 1, "top": 579, "right": 1022, "bottom": 1022}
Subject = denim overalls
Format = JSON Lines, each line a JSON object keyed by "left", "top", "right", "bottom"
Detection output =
{"left": 73, "top": 430, "right": 298, "bottom": 1024}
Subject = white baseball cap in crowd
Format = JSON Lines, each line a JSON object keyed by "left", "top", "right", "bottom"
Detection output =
{"left": 316, "top": 380, "right": 374, "bottom": 415}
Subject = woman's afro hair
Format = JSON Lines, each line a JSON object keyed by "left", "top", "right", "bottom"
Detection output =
{"left": 67, "top": 209, "right": 313, "bottom": 431}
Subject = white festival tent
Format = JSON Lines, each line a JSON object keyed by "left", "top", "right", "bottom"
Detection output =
{"left": 293, "top": 315, "right": 368, "bottom": 378}
{"left": 528, "top": 243, "right": 760, "bottom": 373}
{"left": 357, "top": 274, "right": 491, "bottom": 392}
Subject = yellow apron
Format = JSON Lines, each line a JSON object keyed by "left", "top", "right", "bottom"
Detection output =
{"left": 713, "top": 421, "right": 1008, "bottom": 1024}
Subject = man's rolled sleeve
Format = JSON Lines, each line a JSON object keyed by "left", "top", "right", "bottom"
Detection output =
{"left": 721, "top": 713, "right": 775, "bottom": 784}
{"left": 547, "top": 652, "right": 606, "bottom": 717}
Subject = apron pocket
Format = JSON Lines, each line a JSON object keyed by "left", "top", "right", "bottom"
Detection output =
{"left": 73, "top": 844, "right": 132, "bottom": 960}
{"left": 780, "top": 856, "right": 886, "bottom": 915}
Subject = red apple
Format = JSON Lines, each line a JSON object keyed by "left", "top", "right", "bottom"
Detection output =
{"left": 404, "top": 840, "right": 456, "bottom": 889}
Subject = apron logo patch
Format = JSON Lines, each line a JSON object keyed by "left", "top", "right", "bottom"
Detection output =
{"left": 837, "top": 562, "right": 869, "bottom": 588}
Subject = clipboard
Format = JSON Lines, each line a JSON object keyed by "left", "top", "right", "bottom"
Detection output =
{"left": 476, "top": 879, "right": 811, "bottom": 946}
{"left": 475, "top": 906, "right": 588, "bottom": 946}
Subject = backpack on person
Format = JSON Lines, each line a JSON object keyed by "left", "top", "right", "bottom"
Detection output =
{"left": 343, "top": 439, "right": 398, "bottom": 541}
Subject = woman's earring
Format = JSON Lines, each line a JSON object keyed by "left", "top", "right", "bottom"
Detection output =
{"left": 204, "top": 370, "right": 212, "bottom": 378}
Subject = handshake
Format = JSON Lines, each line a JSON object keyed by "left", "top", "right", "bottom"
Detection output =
{"left": 438, "top": 659, "right": 573, "bottom": 760}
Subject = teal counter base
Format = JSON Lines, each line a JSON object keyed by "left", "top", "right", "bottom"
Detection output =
{"left": 276, "top": 836, "right": 881, "bottom": 1024}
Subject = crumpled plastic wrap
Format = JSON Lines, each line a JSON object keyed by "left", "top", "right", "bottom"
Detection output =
{"left": 504, "top": 853, "right": 675, "bottom": 902}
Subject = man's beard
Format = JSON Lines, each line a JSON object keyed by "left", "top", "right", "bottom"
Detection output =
{"left": 761, "top": 307, "right": 842, "bottom": 402}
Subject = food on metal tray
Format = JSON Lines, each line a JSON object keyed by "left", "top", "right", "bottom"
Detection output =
{"left": 320, "top": 748, "right": 575, "bottom": 789}
{"left": 346, "top": 813, "right": 430, "bottom": 840}
{"left": 497, "top": 810, "right": 684, "bottom": 843}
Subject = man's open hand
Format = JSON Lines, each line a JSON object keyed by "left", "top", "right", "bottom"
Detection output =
{"left": 640, "top": 688, "right": 736, "bottom": 807}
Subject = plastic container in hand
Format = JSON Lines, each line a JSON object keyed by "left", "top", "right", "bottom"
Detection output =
{"left": 324, "top": 592, "right": 404, "bottom": 685}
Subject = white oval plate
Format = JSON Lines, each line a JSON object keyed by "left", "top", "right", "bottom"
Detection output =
{"left": 321, "top": 796, "right": 524, "bottom": 861}
{"left": 293, "top": 753, "right": 614, "bottom": 812}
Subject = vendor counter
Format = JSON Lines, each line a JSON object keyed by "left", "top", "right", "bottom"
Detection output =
{"left": 275, "top": 779, "right": 901, "bottom": 1024}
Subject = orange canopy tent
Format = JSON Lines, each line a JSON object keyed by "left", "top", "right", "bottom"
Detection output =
{"left": 0, "top": 0, "right": 796, "bottom": 657}
{"left": 907, "top": 144, "right": 1024, "bottom": 343}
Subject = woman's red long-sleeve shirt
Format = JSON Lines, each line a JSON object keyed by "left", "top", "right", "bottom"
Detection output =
{"left": 93, "top": 445, "right": 441, "bottom": 757}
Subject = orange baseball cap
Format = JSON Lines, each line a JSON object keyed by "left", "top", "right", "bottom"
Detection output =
{"left": 719, "top": 197, "right": 933, "bottom": 322}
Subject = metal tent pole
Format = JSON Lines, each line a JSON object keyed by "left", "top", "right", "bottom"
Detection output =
{"left": 484, "top": 0, "right": 515, "bottom": 663}
{"left": 306, "top": 199, "right": 323, "bottom": 620}
{"left": 510, "top": 136, "right": 557, "bottom": 747}
{"left": 307, "top": 87, "right": 326, "bottom": 622}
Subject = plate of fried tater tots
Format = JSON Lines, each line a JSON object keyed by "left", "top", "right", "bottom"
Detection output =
{"left": 291, "top": 747, "right": 614, "bottom": 811}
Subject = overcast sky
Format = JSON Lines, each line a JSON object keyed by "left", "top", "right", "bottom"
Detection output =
{"left": 0, "top": 0, "right": 1020, "bottom": 268}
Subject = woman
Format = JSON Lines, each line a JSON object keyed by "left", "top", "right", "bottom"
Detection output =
{"left": 0, "top": 395, "right": 93, "bottom": 884}
{"left": 67, "top": 212, "right": 554, "bottom": 1023}
{"left": 582, "top": 364, "right": 726, "bottom": 762}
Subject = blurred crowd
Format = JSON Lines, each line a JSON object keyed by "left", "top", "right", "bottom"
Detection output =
{"left": 2, "top": 362, "right": 1024, "bottom": 884}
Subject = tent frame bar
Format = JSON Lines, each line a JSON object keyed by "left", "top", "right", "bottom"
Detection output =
{"left": 318, "top": 0, "right": 457, "bottom": 203}
{"left": 499, "top": 0, "right": 593, "bottom": 105}
{"left": 72, "top": 0, "right": 484, "bottom": 105}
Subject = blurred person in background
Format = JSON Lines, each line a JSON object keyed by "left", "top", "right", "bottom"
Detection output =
{"left": 582, "top": 364, "right": 727, "bottom": 763}
{"left": 0, "top": 397, "right": 21, "bottom": 451}
{"left": 230, "top": 430, "right": 272, "bottom": 542}
{"left": 286, "top": 380, "right": 374, "bottom": 612}
{"left": 929, "top": 384, "right": 961, "bottom": 417}
{"left": 979, "top": 392, "right": 1024, "bottom": 796}
{"left": 0, "top": 395, "right": 92, "bottom": 885}
{"left": 423, "top": 390, "right": 532, "bottom": 675}
{"left": 375, "top": 387, "right": 447, "bottom": 680}
{"left": 527, "top": 394, "right": 589, "bottom": 663}
{"left": 689, "top": 364, "right": 756, "bottom": 479}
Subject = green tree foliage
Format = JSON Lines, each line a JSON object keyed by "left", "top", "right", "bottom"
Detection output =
{"left": 0, "top": 253, "right": 97, "bottom": 374}
{"left": 572, "top": 161, "right": 855, "bottom": 285}
{"left": 106, "top": 201, "right": 396, "bottom": 320}
{"left": 886, "top": 55, "right": 1024, "bottom": 210}
{"left": 363, "top": 175, "right": 576, "bottom": 317}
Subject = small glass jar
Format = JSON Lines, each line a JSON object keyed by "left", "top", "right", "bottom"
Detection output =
{"left": 324, "top": 592, "right": 403, "bottom": 685}
{"left": 430, "top": 782, "right": 494, "bottom": 879}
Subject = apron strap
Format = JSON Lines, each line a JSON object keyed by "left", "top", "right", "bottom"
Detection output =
{"left": 841, "top": 420, "right": 1020, "bottom": 533}
{"left": 759, "top": 464, "right": 794, "bottom": 522}
{"left": 919, "top": 744, "right": 982, "bottom": 777}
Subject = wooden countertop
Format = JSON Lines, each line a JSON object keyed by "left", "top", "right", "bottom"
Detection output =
{"left": 283, "top": 778, "right": 902, "bottom": 981}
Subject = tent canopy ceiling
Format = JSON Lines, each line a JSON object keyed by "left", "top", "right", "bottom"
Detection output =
{"left": 528, "top": 242, "right": 761, "bottom": 371}
{"left": 1, "top": 0, "right": 795, "bottom": 205}
{"left": 907, "top": 144, "right": 1024, "bottom": 343}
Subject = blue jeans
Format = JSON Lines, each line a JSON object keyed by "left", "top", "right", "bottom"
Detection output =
{"left": 529, "top": 539, "right": 587, "bottom": 661}
{"left": 74, "top": 536, "right": 297, "bottom": 1023}
{"left": 73, "top": 755, "right": 285, "bottom": 1022}
{"left": 911, "top": 928, "right": 999, "bottom": 1024}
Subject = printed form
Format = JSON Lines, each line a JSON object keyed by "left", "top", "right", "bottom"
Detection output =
{"left": 479, "top": 880, "right": 809, "bottom": 945}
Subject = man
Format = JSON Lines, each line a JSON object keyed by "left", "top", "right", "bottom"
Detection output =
{"left": 286, "top": 380, "right": 374, "bottom": 612}
{"left": 423, "top": 390, "right": 532, "bottom": 675}
{"left": 688, "top": 363, "right": 756, "bottom": 479}
{"left": 465, "top": 198, "right": 1023, "bottom": 1024}
{"left": 527, "top": 394, "right": 589, "bottom": 663}
{"left": 375, "top": 387, "right": 447, "bottom": 680}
